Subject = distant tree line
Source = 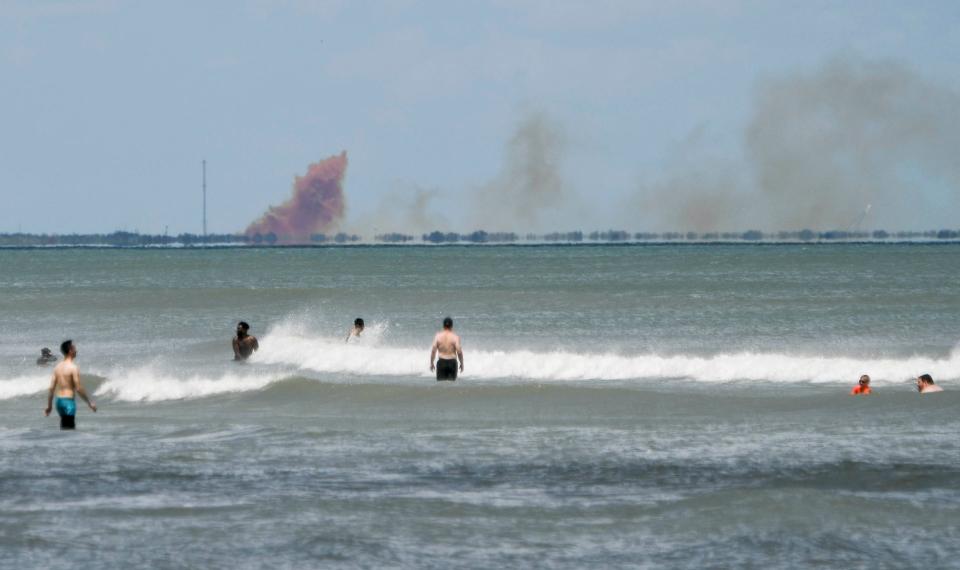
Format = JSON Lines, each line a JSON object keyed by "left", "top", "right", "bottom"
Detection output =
{"left": 2, "top": 228, "right": 959, "bottom": 247}
{"left": 417, "top": 231, "right": 520, "bottom": 243}
{"left": 0, "top": 231, "right": 362, "bottom": 247}
{"left": 0, "top": 231, "right": 244, "bottom": 247}
{"left": 389, "top": 228, "right": 960, "bottom": 243}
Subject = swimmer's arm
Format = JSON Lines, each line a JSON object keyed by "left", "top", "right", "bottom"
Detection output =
{"left": 44, "top": 373, "right": 55, "bottom": 416}
{"left": 251, "top": 337, "right": 259, "bottom": 353}
{"left": 74, "top": 369, "right": 97, "bottom": 412}
{"left": 430, "top": 336, "right": 438, "bottom": 371}
{"left": 456, "top": 338, "right": 464, "bottom": 372}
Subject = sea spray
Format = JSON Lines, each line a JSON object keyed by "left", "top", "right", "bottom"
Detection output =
{"left": 3, "top": 336, "right": 957, "bottom": 404}
{"left": 95, "top": 368, "right": 287, "bottom": 402}
{"left": 255, "top": 328, "right": 960, "bottom": 385}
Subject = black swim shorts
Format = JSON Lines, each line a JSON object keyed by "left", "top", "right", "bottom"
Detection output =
{"left": 436, "top": 358, "right": 458, "bottom": 381}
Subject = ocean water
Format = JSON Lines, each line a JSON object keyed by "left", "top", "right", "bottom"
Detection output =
{"left": 1, "top": 244, "right": 958, "bottom": 568}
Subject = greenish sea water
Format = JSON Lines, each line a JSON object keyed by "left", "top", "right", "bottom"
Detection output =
{"left": 1, "top": 244, "right": 958, "bottom": 568}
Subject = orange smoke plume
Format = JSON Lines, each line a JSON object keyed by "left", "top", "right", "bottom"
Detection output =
{"left": 246, "top": 151, "right": 348, "bottom": 242}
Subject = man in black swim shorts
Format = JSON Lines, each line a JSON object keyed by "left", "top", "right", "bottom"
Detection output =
{"left": 430, "top": 317, "right": 464, "bottom": 381}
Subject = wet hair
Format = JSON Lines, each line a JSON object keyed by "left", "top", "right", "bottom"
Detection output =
{"left": 920, "top": 373, "right": 934, "bottom": 384}
{"left": 354, "top": 318, "right": 364, "bottom": 328}
{"left": 442, "top": 317, "right": 453, "bottom": 329}
{"left": 60, "top": 340, "right": 73, "bottom": 356}
{"left": 859, "top": 375, "right": 870, "bottom": 383}
{"left": 238, "top": 321, "right": 250, "bottom": 332}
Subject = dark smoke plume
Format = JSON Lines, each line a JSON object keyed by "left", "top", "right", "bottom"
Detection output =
{"left": 359, "top": 113, "right": 569, "bottom": 233}
{"left": 634, "top": 57, "right": 960, "bottom": 231}
{"left": 748, "top": 57, "right": 960, "bottom": 229}
{"left": 363, "top": 184, "right": 443, "bottom": 234}
{"left": 473, "top": 112, "right": 567, "bottom": 230}
{"left": 634, "top": 126, "right": 752, "bottom": 231}
{"left": 246, "top": 152, "right": 347, "bottom": 242}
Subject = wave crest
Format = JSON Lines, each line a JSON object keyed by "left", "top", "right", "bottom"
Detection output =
{"left": 256, "top": 329, "right": 960, "bottom": 384}
{"left": 1, "top": 331, "right": 956, "bottom": 403}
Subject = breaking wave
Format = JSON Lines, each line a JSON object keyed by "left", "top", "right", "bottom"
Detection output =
{"left": 252, "top": 325, "right": 960, "bottom": 385}
{"left": 1, "top": 328, "right": 956, "bottom": 402}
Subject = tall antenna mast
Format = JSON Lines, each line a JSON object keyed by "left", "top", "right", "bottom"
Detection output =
{"left": 202, "top": 159, "right": 207, "bottom": 242}
{"left": 846, "top": 203, "right": 872, "bottom": 233}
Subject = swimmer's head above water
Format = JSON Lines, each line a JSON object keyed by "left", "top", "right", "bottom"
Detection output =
{"left": 442, "top": 317, "right": 453, "bottom": 330}
{"left": 236, "top": 321, "right": 250, "bottom": 338}
{"left": 916, "top": 373, "right": 934, "bottom": 392}
{"left": 346, "top": 318, "right": 365, "bottom": 342}
{"left": 37, "top": 347, "right": 58, "bottom": 366}
{"left": 850, "top": 374, "right": 872, "bottom": 395}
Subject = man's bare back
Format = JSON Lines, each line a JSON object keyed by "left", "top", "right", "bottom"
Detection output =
{"left": 430, "top": 318, "right": 464, "bottom": 381}
{"left": 51, "top": 359, "right": 81, "bottom": 398}
{"left": 432, "top": 330, "right": 462, "bottom": 360}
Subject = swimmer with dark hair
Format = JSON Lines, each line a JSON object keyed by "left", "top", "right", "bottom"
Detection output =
{"left": 43, "top": 340, "right": 96, "bottom": 429}
{"left": 232, "top": 321, "right": 259, "bottom": 361}
{"left": 346, "top": 318, "right": 365, "bottom": 342}
{"left": 916, "top": 374, "right": 943, "bottom": 394}
{"left": 430, "top": 317, "right": 463, "bottom": 381}
{"left": 36, "top": 347, "right": 58, "bottom": 366}
{"left": 850, "top": 374, "right": 872, "bottom": 395}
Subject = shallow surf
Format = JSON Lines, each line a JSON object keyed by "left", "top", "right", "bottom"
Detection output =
{"left": 2, "top": 244, "right": 958, "bottom": 567}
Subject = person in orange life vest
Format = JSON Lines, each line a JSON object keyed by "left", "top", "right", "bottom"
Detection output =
{"left": 851, "top": 374, "right": 872, "bottom": 395}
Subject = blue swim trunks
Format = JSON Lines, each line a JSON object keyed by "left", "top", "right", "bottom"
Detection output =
{"left": 55, "top": 397, "right": 76, "bottom": 417}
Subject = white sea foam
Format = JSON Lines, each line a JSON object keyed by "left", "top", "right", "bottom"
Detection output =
{"left": 0, "top": 374, "right": 50, "bottom": 400}
{"left": 1, "top": 331, "right": 957, "bottom": 402}
{"left": 256, "top": 326, "right": 960, "bottom": 385}
{"left": 0, "top": 368, "right": 285, "bottom": 403}
{"left": 94, "top": 368, "right": 286, "bottom": 402}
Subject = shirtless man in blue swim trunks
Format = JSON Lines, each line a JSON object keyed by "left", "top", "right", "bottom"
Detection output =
{"left": 43, "top": 340, "right": 97, "bottom": 430}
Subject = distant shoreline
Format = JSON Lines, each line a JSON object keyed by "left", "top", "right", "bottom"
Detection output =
{"left": 3, "top": 228, "right": 959, "bottom": 249}
{"left": 3, "top": 239, "right": 960, "bottom": 250}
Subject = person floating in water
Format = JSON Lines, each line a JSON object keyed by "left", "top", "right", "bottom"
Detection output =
{"left": 345, "top": 318, "right": 364, "bottom": 342}
{"left": 43, "top": 340, "right": 96, "bottom": 430}
{"left": 36, "top": 347, "right": 58, "bottom": 366}
{"left": 430, "top": 317, "right": 464, "bottom": 381}
{"left": 232, "top": 321, "right": 259, "bottom": 361}
{"left": 916, "top": 373, "right": 943, "bottom": 394}
{"left": 850, "top": 374, "right": 872, "bottom": 395}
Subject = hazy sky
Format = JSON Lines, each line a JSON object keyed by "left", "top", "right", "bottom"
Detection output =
{"left": 2, "top": 1, "right": 958, "bottom": 234}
